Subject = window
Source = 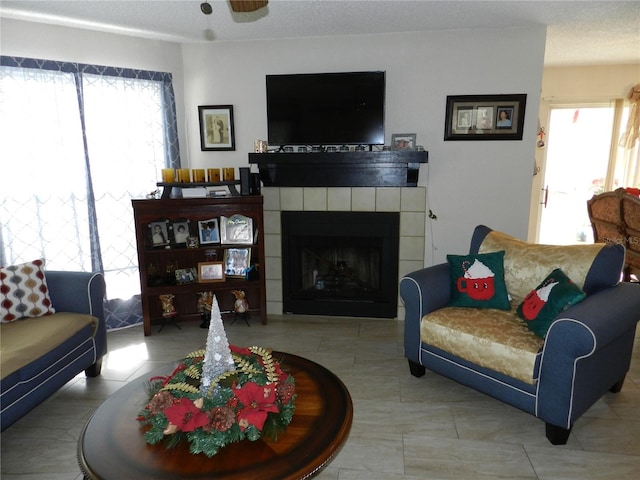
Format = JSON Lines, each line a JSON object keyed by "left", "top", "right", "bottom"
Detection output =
{"left": 0, "top": 57, "right": 180, "bottom": 329}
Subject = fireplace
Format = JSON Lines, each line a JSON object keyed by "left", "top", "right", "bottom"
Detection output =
{"left": 281, "top": 211, "right": 399, "bottom": 318}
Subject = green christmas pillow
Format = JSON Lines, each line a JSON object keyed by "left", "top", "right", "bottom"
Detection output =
{"left": 447, "top": 251, "right": 511, "bottom": 310}
{"left": 517, "top": 268, "right": 586, "bottom": 338}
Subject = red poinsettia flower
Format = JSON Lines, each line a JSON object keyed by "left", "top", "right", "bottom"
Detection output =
{"left": 235, "top": 382, "right": 279, "bottom": 431}
{"left": 163, "top": 398, "right": 209, "bottom": 433}
{"left": 230, "top": 345, "right": 251, "bottom": 355}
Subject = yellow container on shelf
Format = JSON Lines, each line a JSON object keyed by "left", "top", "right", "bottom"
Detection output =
{"left": 223, "top": 168, "right": 235, "bottom": 182}
{"left": 177, "top": 168, "right": 190, "bottom": 183}
{"left": 161, "top": 168, "right": 175, "bottom": 183}
{"left": 192, "top": 169, "right": 205, "bottom": 183}
{"left": 207, "top": 168, "right": 221, "bottom": 182}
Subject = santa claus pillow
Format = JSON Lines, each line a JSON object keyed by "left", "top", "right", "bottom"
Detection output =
{"left": 517, "top": 268, "right": 586, "bottom": 338}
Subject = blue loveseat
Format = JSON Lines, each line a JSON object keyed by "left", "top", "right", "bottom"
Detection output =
{"left": 1, "top": 271, "right": 107, "bottom": 431}
{"left": 400, "top": 225, "right": 640, "bottom": 444}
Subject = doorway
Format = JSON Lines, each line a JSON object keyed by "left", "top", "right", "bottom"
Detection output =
{"left": 532, "top": 101, "right": 636, "bottom": 245}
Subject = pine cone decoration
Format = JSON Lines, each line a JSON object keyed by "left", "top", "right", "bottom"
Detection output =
{"left": 277, "top": 382, "right": 296, "bottom": 404}
{"left": 204, "top": 407, "right": 236, "bottom": 432}
{"left": 148, "top": 391, "right": 174, "bottom": 414}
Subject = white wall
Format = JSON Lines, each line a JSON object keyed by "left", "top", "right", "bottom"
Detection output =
{"left": 183, "top": 27, "right": 546, "bottom": 263}
{"left": 2, "top": 18, "right": 546, "bottom": 266}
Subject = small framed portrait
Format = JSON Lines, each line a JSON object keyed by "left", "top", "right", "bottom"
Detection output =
{"left": 175, "top": 267, "right": 197, "bottom": 284}
{"left": 171, "top": 219, "right": 191, "bottom": 246}
{"left": 186, "top": 236, "right": 199, "bottom": 248}
{"left": 444, "top": 94, "right": 527, "bottom": 141}
{"left": 148, "top": 219, "right": 170, "bottom": 248}
{"left": 198, "top": 105, "right": 235, "bottom": 151}
{"left": 496, "top": 107, "right": 515, "bottom": 129}
{"left": 198, "top": 262, "right": 225, "bottom": 283}
{"left": 198, "top": 218, "right": 220, "bottom": 245}
{"left": 391, "top": 133, "right": 417, "bottom": 150}
{"left": 224, "top": 248, "right": 251, "bottom": 278}
{"left": 475, "top": 106, "right": 494, "bottom": 130}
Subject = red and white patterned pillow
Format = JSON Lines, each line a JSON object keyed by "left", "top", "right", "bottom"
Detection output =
{"left": 0, "top": 259, "right": 55, "bottom": 323}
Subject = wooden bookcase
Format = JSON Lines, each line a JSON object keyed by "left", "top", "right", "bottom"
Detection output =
{"left": 131, "top": 196, "right": 266, "bottom": 335}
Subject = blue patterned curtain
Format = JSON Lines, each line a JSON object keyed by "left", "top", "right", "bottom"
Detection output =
{"left": 0, "top": 56, "right": 181, "bottom": 330}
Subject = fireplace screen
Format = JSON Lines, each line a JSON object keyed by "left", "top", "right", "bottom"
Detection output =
{"left": 281, "top": 211, "right": 399, "bottom": 318}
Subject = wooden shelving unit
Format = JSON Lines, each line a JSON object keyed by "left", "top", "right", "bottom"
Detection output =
{"left": 131, "top": 196, "right": 266, "bottom": 335}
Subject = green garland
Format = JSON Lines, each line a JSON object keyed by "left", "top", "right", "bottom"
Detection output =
{"left": 137, "top": 345, "right": 296, "bottom": 457}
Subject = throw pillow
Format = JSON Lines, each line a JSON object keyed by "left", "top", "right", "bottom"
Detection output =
{"left": 0, "top": 259, "right": 55, "bottom": 323}
{"left": 447, "top": 251, "right": 511, "bottom": 310}
{"left": 517, "top": 268, "right": 586, "bottom": 338}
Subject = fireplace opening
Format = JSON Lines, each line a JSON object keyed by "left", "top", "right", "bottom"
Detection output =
{"left": 281, "top": 211, "right": 399, "bottom": 318}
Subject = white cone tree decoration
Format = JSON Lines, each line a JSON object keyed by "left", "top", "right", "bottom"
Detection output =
{"left": 199, "top": 295, "right": 236, "bottom": 397}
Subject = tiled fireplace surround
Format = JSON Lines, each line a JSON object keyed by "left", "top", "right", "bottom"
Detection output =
{"left": 262, "top": 186, "right": 427, "bottom": 319}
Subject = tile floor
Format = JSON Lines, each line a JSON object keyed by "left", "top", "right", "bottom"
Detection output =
{"left": 1, "top": 315, "right": 639, "bottom": 479}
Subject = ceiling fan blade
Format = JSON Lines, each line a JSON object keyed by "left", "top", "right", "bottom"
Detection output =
{"left": 229, "top": 1, "right": 268, "bottom": 13}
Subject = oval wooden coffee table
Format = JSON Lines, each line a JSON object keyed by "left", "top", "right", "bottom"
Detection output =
{"left": 77, "top": 352, "right": 352, "bottom": 479}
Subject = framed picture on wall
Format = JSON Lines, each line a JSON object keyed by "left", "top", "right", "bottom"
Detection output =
{"left": 198, "top": 105, "right": 235, "bottom": 151}
{"left": 444, "top": 94, "right": 527, "bottom": 141}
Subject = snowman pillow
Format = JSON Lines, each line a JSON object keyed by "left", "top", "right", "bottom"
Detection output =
{"left": 516, "top": 268, "right": 586, "bottom": 338}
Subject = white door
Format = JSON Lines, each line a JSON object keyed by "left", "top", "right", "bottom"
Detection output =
{"left": 538, "top": 105, "right": 615, "bottom": 245}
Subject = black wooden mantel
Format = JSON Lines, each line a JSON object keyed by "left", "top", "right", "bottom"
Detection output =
{"left": 248, "top": 150, "right": 428, "bottom": 187}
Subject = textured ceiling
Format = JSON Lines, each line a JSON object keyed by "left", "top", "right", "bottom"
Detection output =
{"left": 1, "top": 0, "right": 639, "bottom": 66}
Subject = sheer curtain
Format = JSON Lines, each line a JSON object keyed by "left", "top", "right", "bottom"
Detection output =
{"left": 0, "top": 56, "right": 181, "bottom": 330}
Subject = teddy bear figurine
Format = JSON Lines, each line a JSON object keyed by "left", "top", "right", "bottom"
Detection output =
{"left": 196, "top": 291, "right": 213, "bottom": 328}
{"left": 232, "top": 290, "right": 250, "bottom": 325}
{"left": 159, "top": 294, "right": 176, "bottom": 318}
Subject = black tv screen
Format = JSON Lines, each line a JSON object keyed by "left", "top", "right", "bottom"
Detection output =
{"left": 266, "top": 71, "right": 385, "bottom": 147}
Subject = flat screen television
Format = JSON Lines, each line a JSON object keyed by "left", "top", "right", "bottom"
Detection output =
{"left": 266, "top": 71, "right": 385, "bottom": 147}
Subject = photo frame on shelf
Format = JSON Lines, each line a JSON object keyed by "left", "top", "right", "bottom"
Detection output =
{"left": 444, "top": 94, "right": 527, "bottom": 141}
{"left": 175, "top": 267, "right": 197, "bottom": 285}
{"left": 170, "top": 219, "right": 191, "bottom": 247}
{"left": 220, "top": 214, "right": 253, "bottom": 245}
{"left": 198, "top": 105, "right": 235, "bottom": 151}
{"left": 391, "top": 133, "right": 417, "bottom": 150}
{"left": 198, "top": 218, "right": 220, "bottom": 245}
{"left": 147, "top": 219, "right": 170, "bottom": 248}
{"left": 198, "top": 261, "right": 225, "bottom": 283}
{"left": 224, "top": 248, "right": 251, "bottom": 278}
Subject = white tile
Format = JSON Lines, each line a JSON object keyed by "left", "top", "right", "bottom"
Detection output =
{"left": 264, "top": 233, "right": 281, "bottom": 257}
{"left": 401, "top": 187, "right": 427, "bottom": 212}
{"left": 261, "top": 186, "right": 281, "bottom": 211}
{"left": 279, "top": 187, "right": 304, "bottom": 210}
{"left": 303, "top": 187, "right": 328, "bottom": 210}
{"left": 375, "top": 188, "right": 401, "bottom": 211}
{"left": 351, "top": 188, "right": 376, "bottom": 211}
{"left": 400, "top": 211, "right": 426, "bottom": 237}
{"left": 264, "top": 255, "right": 282, "bottom": 280}
{"left": 400, "top": 236, "right": 425, "bottom": 261}
{"left": 327, "top": 187, "right": 352, "bottom": 211}
{"left": 263, "top": 210, "right": 281, "bottom": 235}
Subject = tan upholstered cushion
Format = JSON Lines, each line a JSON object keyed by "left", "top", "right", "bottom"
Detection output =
{"left": 0, "top": 313, "right": 98, "bottom": 379}
{"left": 479, "top": 230, "right": 605, "bottom": 303}
{"left": 421, "top": 305, "right": 543, "bottom": 385}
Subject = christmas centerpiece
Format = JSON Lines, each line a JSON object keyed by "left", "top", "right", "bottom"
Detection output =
{"left": 137, "top": 295, "right": 296, "bottom": 457}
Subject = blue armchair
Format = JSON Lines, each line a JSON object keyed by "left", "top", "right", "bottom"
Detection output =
{"left": 400, "top": 225, "right": 640, "bottom": 444}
